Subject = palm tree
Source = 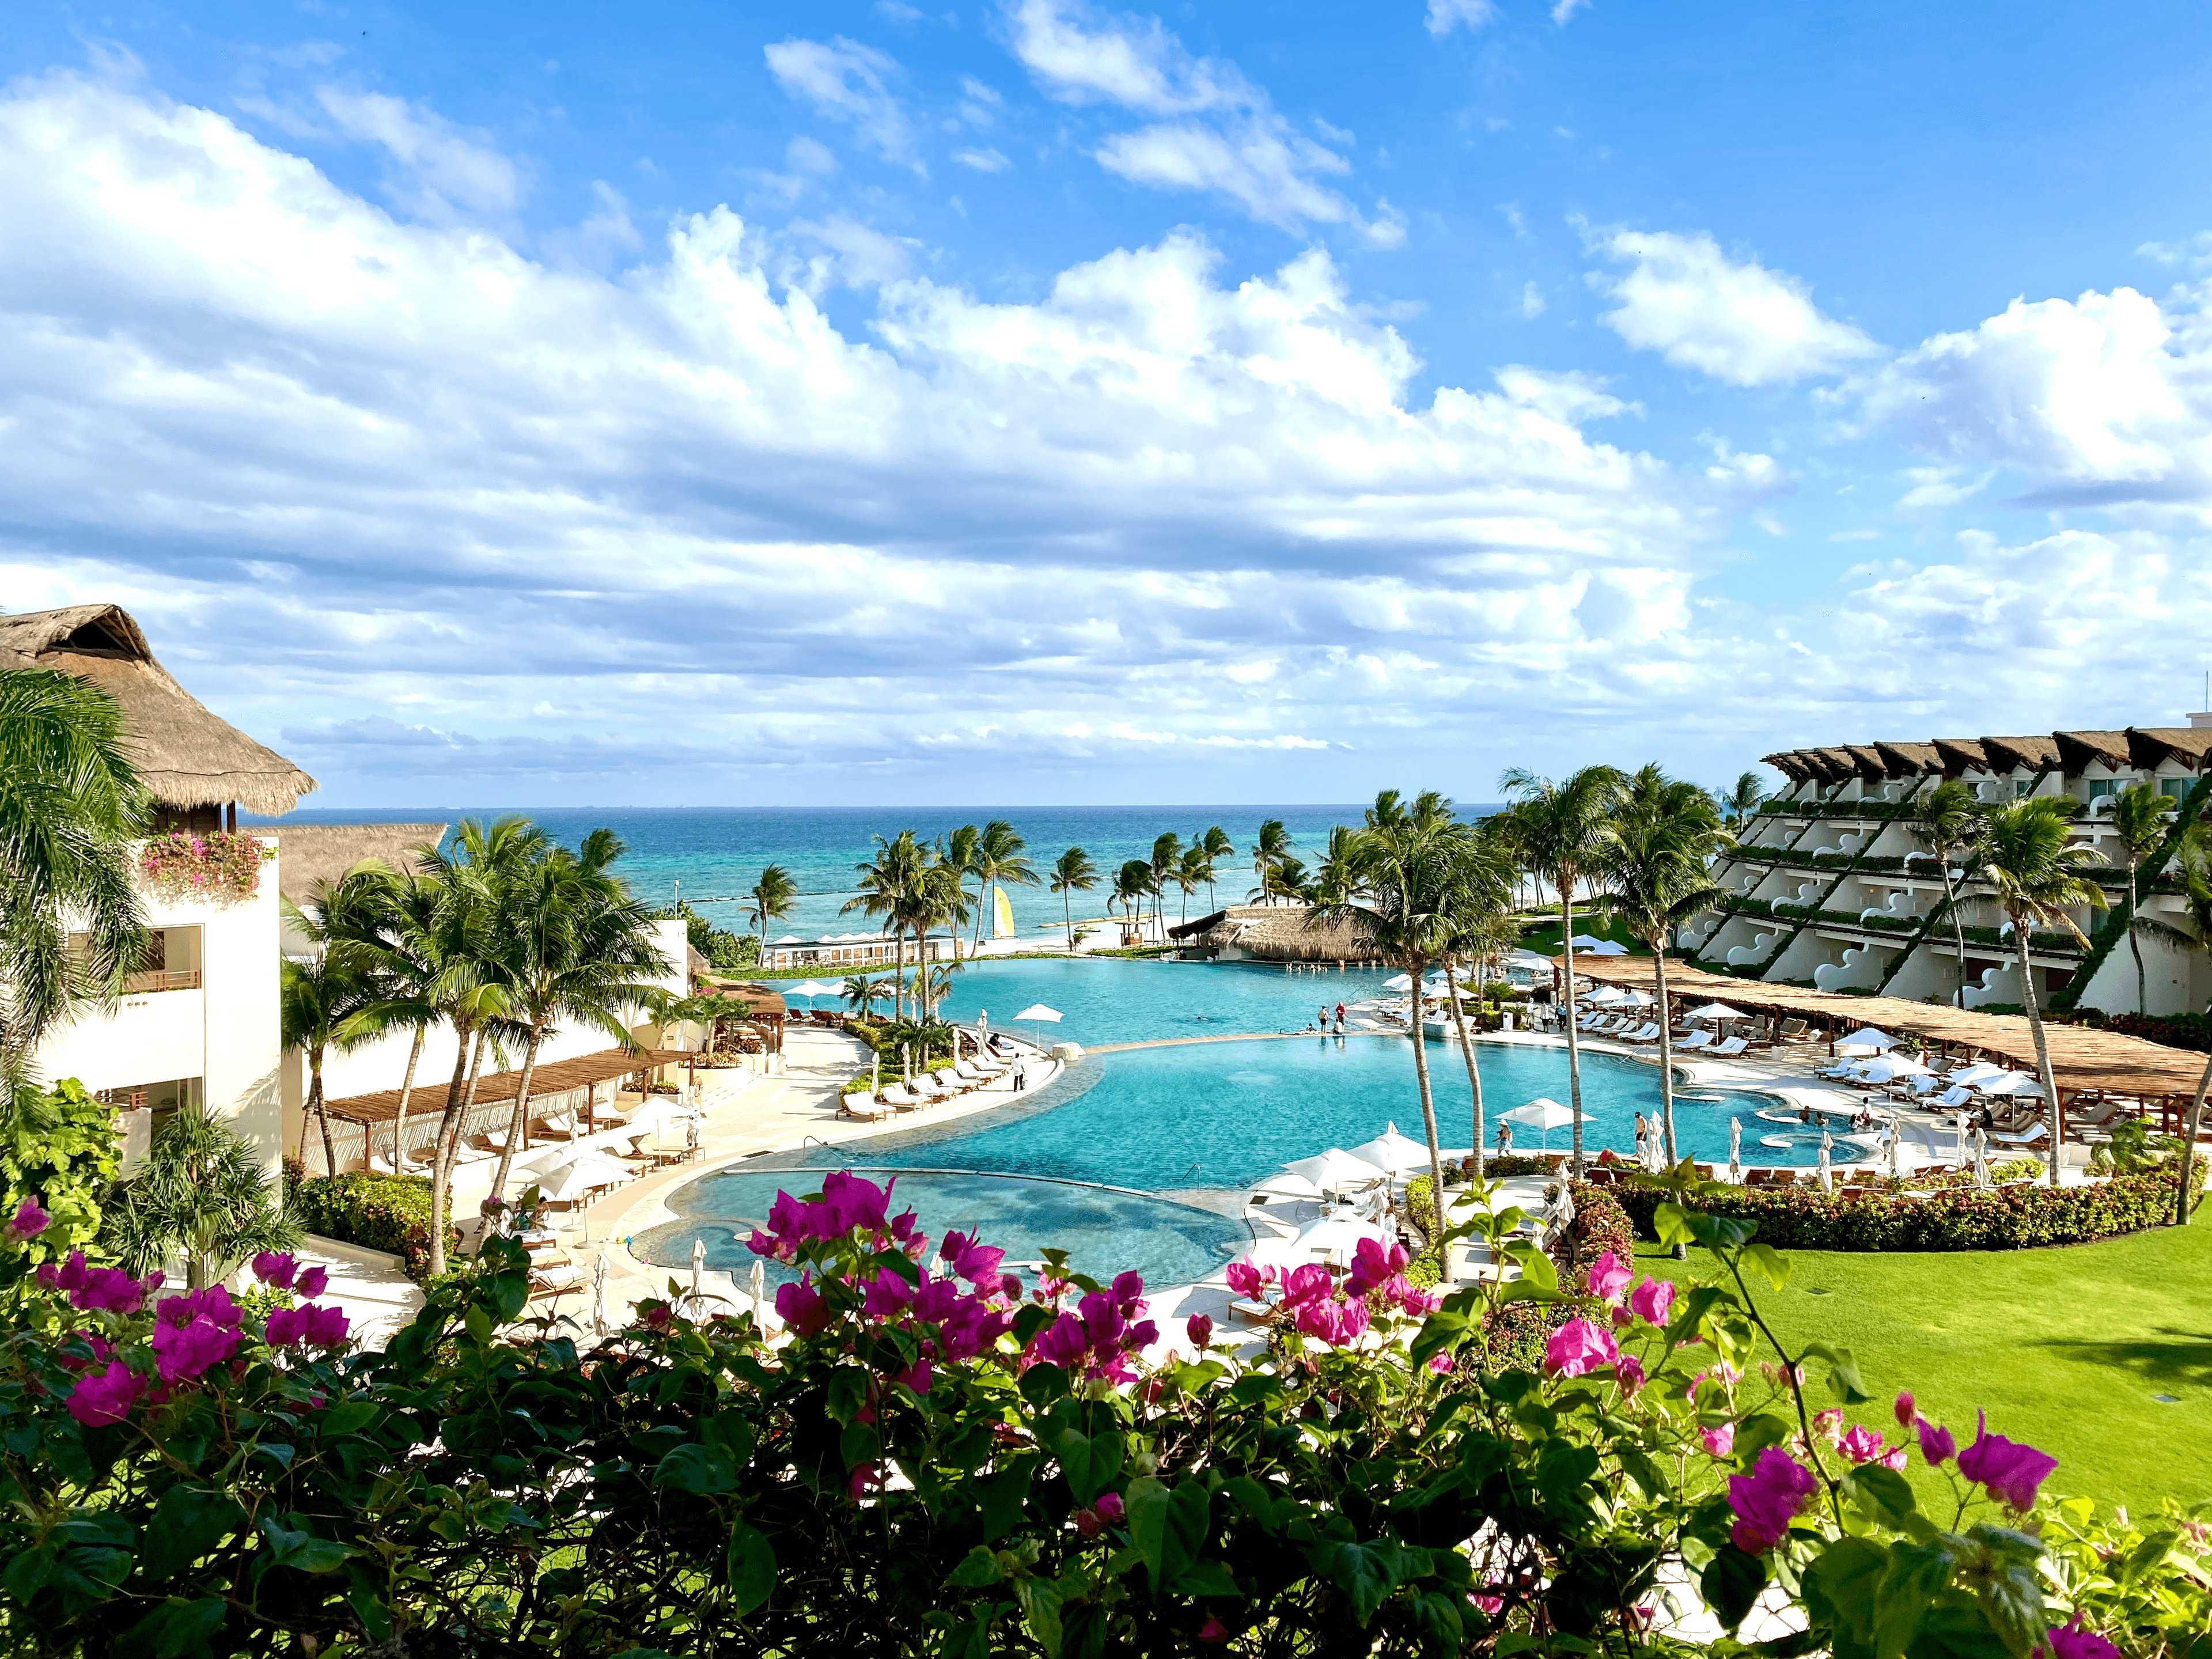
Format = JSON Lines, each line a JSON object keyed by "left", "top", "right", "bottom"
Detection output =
{"left": 944, "top": 823, "right": 982, "bottom": 955}
{"left": 1438, "top": 830, "right": 1519, "bottom": 1184}
{"left": 844, "top": 832, "right": 929, "bottom": 1021}
{"left": 334, "top": 861, "right": 445, "bottom": 1178}
{"left": 1051, "top": 847, "right": 1099, "bottom": 949}
{"left": 1911, "top": 781, "right": 1987, "bottom": 1009}
{"left": 1173, "top": 845, "right": 1210, "bottom": 929}
{"left": 2108, "top": 782, "right": 2178, "bottom": 1015}
{"left": 281, "top": 872, "right": 389, "bottom": 1176}
{"left": 2148, "top": 826, "right": 2212, "bottom": 1224}
{"left": 0, "top": 668, "right": 147, "bottom": 1107}
{"left": 484, "top": 830, "right": 673, "bottom": 1206}
{"left": 1597, "top": 770, "right": 1732, "bottom": 1168}
{"left": 842, "top": 974, "right": 894, "bottom": 1018}
{"left": 747, "top": 864, "right": 798, "bottom": 942}
{"left": 1149, "top": 832, "right": 1182, "bottom": 938}
{"left": 1199, "top": 826, "right": 1234, "bottom": 910}
{"left": 100, "top": 1108, "right": 301, "bottom": 1290}
{"left": 1978, "top": 797, "right": 2109, "bottom": 1186}
{"left": 1113, "top": 860, "right": 1156, "bottom": 940}
{"left": 1497, "top": 765, "right": 1627, "bottom": 1176}
{"left": 907, "top": 856, "right": 970, "bottom": 1011}
{"left": 1714, "top": 770, "right": 1768, "bottom": 830}
{"left": 1308, "top": 790, "right": 1463, "bottom": 1262}
{"left": 969, "top": 821, "right": 1037, "bottom": 955}
{"left": 1249, "top": 819, "right": 1291, "bottom": 903}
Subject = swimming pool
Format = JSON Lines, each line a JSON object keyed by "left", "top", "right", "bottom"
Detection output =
{"left": 909, "top": 956, "right": 1399, "bottom": 1047}
{"left": 631, "top": 1166, "right": 1252, "bottom": 1287}
{"left": 741, "top": 1035, "right": 1799, "bottom": 1192}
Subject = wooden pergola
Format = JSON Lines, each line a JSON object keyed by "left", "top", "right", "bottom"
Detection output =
{"left": 1562, "top": 955, "right": 2212, "bottom": 1137}
{"left": 321, "top": 1046, "right": 690, "bottom": 1137}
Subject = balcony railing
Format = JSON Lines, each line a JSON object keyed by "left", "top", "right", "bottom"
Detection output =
{"left": 122, "top": 968, "right": 202, "bottom": 994}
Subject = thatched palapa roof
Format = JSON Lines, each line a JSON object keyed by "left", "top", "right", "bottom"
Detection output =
{"left": 1180, "top": 903, "right": 1385, "bottom": 962}
{"left": 1, "top": 604, "right": 316, "bottom": 815}
{"left": 272, "top": 823, "right": 449, "bottom": 903}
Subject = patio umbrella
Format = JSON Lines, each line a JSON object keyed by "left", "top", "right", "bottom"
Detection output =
{"left": 1974, "top": 1128, "right": 1991, "bottom": 1188}
{"left": 1946, "top": 1061, "right": 2009, "bottom": 1088}
{"left": 1502, "top": 1097, "right": 1575, "bottom": 1152}
{"left": 1013, "top": 1005, "right": 1063, "bottom": 1047}
{"left": 1974, "top": 1070, "right": 2040, "bottom": 1097}
{"left": 1382, "top": 974, "right": 1415, "bottom": 991}
{"left": 1584, "top": 986, "right": 1627, "bottom": 1007}
{"left": 1540, "top": 1180, "right": 1577, "bottom": 1251}
{"left": 1687, "top": 1002, "right": 1749, "bottom": 1023}
{"left": 1856, "top": 1053, "right": 1931, "bottom": 1085}
{"left": 1619, "top": 989, "right": 1654, "bottom": 1008}
{"left": 1253, "top": 1169, "right": 1324, "bottom": 1199}
{"left": 1293, "top": 1213, "right": 1391, "bottom": 1266}
{"left": 591, "top": 1252, "right": 609, "bottom": 1338}
{"left": 1728, "top": 1117, "right": 1743, "bottom": 1182}
{"left": 691, "top": 1237, "right": 704, "bottom": 1315}
{"left": 1281, "top": 1147, "right": 1390, "bottom": 1190}
{"left": 1887, "top": 1120, "right": 1901, "bottom": 1179}
{"left": 1955, "top": 1109, "right": 1969, "bottom": 1166}
{"left": 1346, "top": 1122, "right": 1433, "bottom": 1176}
{"left": 536, "top": 1152, "right": 635, "bottom": 1203}
{"left": 1586, "top": 941, "right": 1629, "bottom": 957}
{"left": 748, "top": 1259, "right": 766, "bottom": 1325}
{"left": 1835, "top": 1027, "right": 1898, "bottom": 1054}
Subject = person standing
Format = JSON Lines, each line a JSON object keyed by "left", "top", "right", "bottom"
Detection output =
{"left": 1013, "top": 1059, "right": 1028, "bottom": 1092}
{"left": 1334, "top": 1000, "right": 1346, "bottom": 1032}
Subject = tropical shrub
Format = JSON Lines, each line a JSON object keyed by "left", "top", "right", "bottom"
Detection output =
{"left": 0, "top": 1170, "right": 2200, "bottom": 1656}
{"left": 286, "top": 1169, "right": 455, "bottom": 1283}
{"left": 137, "top": 830, "right": 274, "bottom": 906}
{"left": 0, "top": 1078, "right": 120, "bottom": 1267}
{"left": 1608, "top": 1164, "right": 2204, "bottom": 1252}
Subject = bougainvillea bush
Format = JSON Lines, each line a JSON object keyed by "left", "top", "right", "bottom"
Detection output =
{"left": 137, "top": 830, "right": 274, "bottom": 907}
{"left": 0, "top": 1169, "right": 2205, "bottom": 1656}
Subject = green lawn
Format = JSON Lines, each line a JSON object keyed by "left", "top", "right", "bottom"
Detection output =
{"left": 1633, "top": 1221, "right": 2212, "bottom": 1509}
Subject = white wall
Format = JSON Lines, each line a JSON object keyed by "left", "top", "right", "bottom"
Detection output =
{"left": 33, "top": 834, "right": 284, "bottom": 1176}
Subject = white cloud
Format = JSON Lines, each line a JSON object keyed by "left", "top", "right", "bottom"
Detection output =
{"left": 1594, "top": 229, "right": 1882, "bottom": 385}
{"left": 1519, "top": 281, "right": 1545, "bottom": 319}
{"left": 952, "top": 146, "right": 1011, "bottom": 172}
{"left": 1006, "top": 0, "right": 1390, "bottom": 238}
{"left": 1895, "top": 465, "right": 1991, "bottom": 509}
{"left": 1860, "top": 285, "right": 2212, "bottom": 509}
{"left": 315, "top": 86, "right": 524, "bottom": 220}
{"left": 1425, "top": 0, "right": 1499, "bottom": 35}
{"left": 763, "top": 36, "right": 921, "bottom": 171}
{"left": 1551, "top": 0, "right": 1591, "bottom": 21}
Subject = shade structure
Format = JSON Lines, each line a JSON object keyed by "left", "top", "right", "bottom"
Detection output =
{"left": 536, "top": 1152, "right": 634, "bottom": 1202}
{"left": 1973, "top": 1070, "right": 2043, "bottom": 1097}
{"left": 1619, "top": 988, "right": 1654, "bottom": 1007}
{"left": 1945, "top": 1061, "right": 2010, "bottom": 1088}
{"left": 1344, "top": 1122, "right": 1432, "bottom": 1176}
{"left": 1584, "top": 986, "right": 1627, "bottom": 1006}
{"left": 1855, "top": 1053, "right": 1931, "bottom": 1084}
{"left": 1382, "top": 974, "right": 1415, "bottom": 991}
{"left": 1686, "top": 1002, "right": 1749, "bottom": 1022}
{"left": 1281, "top": 1147, "right": 1390, "bottom": 1189}
{"left": 1012, "top": 1004, "right": 1064, "bottom": 1024}
{"left": 1569, "top": 934, "right": 1609, "bottom": 950}
{"left": 1501, "top": 1097, "right": 1577, "bottom": 1132}
{"left": 787, "top": 979, "right": 842, "bottom": 1000}
{"left": 1586, "top": 941, "right": 1630, "bottom": 957}
{"left": 1293, "top": 1213, "right": 1392, "bottom": 1264}
{"left": 1835, "top": 1027, "right": 1899, "bottom": 1054}
{"left": 1252, "top": 1169, "right": 1324, "bottom": 1199}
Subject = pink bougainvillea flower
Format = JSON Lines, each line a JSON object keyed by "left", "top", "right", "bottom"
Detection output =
{"left": 252, "top": 1251, "right": 299, "bottom": 1289}
{"left": 1837, "top": 1425, "right": 1898, "bottom": 1466}
{"left": 937, "top": 1230, "right": 1006, "bottom": 1286}
{"left": 1700, "top": 1423, "right": 1736, "bottom": 1458}
{"left": 1893, "top": 1390, "right": 1916, "bottom": 1429}
{"left": 1185, "top": 1312, "right": 1214, "bottom": 1350}
{"left": 1225, "top": 1259, "right": 1275, "bottom": 1300}
{"left": 1196, "top": 1616, "right": 1229, "bottom": 1644}
{"left": 1469, "top": 1590, "right": 1503, "bottom": 1616}
{"left": 1345, "top": 1236, "right": 1411, "bottom": 1299}
{"left": 1071, "top": 1506, "right": 1104, "bottom": 1538}
{"left": 56, "top": 1330, "right": 114, "bottom": 1375}
{"left": 37, "top": 1251, "right": 155, "bottom": 1316}
{"left": 1029, "top": 1312, "right": 1090, "bottom": 1371}
{"left": 1544, "top": 1316, "right": 1620, "bottom": 1379}
{"left": 66, "top": 1359, "right": 144, "bottom": 1427}
{"left": 1726, "top": 1447, "right": 1819, "bottom": 1554}
{"left": 1279, "top": 1264, "right": 1333, "bottom": 1312}
{"left": 1627, "top": 1274, "right": 1676, "bottom": 1327}
{"left": 7, "top": 1196, "right": 50, "bottom": 1240}
{"left": 774, "top": 1275, "right": 830, "bottom": 1338}
{"left": 1584, "top": 1251, "right": 1630, "bottom": 1304}
{"left": 1093, "top": 1491, "right": 1124, "bottom": 1523}
{"left": 1916, "top": 1416, "right": 1957, "bottom": 1467}
{"left": 848, "top": 1462, "right": 878, "bottom": 1501}
{"left": 1812, "top": 1408, "right": 1845, "bottom": 1445}
{"left": 897, "top": 1356, "right": 933, "bottom": 1396}
{"left": 1426, "top": 1351, "right": 1456, "bottom": 1374}
{"left": 862, "top": 1267, "right": 917, "bottom": 1320}
{"left": 1956, "top": 1411, "right": 2058, "bottom": 1510}
{"left": 150, "top": 1285, "right": 244, "bottom": 1382}
{"left": 1613, "top": 1353, "right": 1647, "bottom": 1395}
{"left": 296, "top": 1265, "right": 329, "bottom": 1299}
{"left": 2046, "top": 1619, "right": 2121, "bottom": 1659}
{"left": 267, "top": 1304, "right": 351, "bottom": 1349}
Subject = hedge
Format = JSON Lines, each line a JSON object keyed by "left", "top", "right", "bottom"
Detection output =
{"left": 1608, "top": 1164, "right": 2205, "bottom": 1253}
{"left": 1399, "top": 1176, "right": 1635, "bottom": 1366}
{"left": 288, "top": 1169, "right": 458, "bottom": 1283}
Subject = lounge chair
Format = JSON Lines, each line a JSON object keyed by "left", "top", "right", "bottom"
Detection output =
{"left": 528, "top": 1263, "right": 586, "bottom": 1301}
{"left": 1707, "top": 1036, "right": 1749, "bottom": 1058}
{"left": 1229, "top": 1296, "right": 1276, "bottom": 1325}
{"left": 954, "top": 1059, "right": 1005, "bottom": 1083}
{"left": 928, "top": 1067, "right": 975, "bottom": 1097}
{"left": 839, "top": 1094, "right": 892, "bottom": 1122}
{"left": 875, "top": 1084, "right": 924, "bottom": 1113}
{"left": 1675, "top": 1030, "right": 1714, "bottom": 1051}
{"left": 1777, "top": 1018, "right": 1811, "bottom": 1043}
{"left": 2069, "top": 1099, "right": 2126, "bottom": 1129}
{"left": 1990, "top": 1121, "right": 2048, "bottom": 1146}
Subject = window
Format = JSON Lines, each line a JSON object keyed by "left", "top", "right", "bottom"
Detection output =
{"left": 2162, "top": 777, "right": 2195, "bottom": 802}
{"left": 2016, "top": 780, "right": 2033, "bottom": 797}
{"left": 99, "top": 1077, "right": 204, "bottom": 1138}
{"left": 2085, "top": 779, "right": 2120, "bottom": 802}
{"left": 67, "top": 926, "right": 202, "bottom": 993}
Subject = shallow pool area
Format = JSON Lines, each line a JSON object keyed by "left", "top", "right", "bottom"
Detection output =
{"left": 632, "top": 1166, "right": 1252, "bottom": 1288}
{"left": 920, "top": 956, "right": 1398, "bottom": 1047}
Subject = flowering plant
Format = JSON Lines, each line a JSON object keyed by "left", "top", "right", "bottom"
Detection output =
{"left": 137, "top": 829, "right": 273, "bottom": 906}
{"left": 0, "top": 1162, "right": 2200, "bottom": 1655}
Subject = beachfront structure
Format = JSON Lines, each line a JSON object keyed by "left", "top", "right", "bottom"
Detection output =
{"left": 1688, "top": 719, "right": 2212, "bottom": 1015}
{"left": 760, "top": 931, "right": 956, "bottom": 971}
{"left": 4, "top": 604, "right": 317, "bottom": 1175}
{"left": 1168, "top": 904, "right": 1387, "bottom": 963}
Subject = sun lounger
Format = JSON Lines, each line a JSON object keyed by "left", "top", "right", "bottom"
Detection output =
{"left": 1675, "top": 1030, "right": 1714, "bottom": 1051}
{"left": 876, "top": 1084, "right": 924, "bottom": 1112}
{"left": 1778, "top": 1018, "right": 1811, "bottom": 1041}
{"left": 529, "top": 1263, "right": 586, "bottom": 1299}
{"left": 1707, "top": 1036, "right": 1748, "bottom": 1058}
{"left": 954, "top": 1059, "right": 1005, "bottom": 1083}
{"left": 839, "top": 1094, "right": 892, "bottom": 1122}
{"left": 1990, "top": 1121, "right": 2048, "bottom": 1146}
{"left": 929, "top": 1067, "right": 975, "bottom": 1096}
{"left": 1229, "top": 1297, "right": 1275, "bottom": 1325}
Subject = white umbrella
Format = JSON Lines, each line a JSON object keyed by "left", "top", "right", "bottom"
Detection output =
{"left": 748, "top": 1259, "right": 766, "bottom": 1325}
{"left": 1501, "top": 1097, "right": 1576, "bottom": 1133}
{"left": 1974, "top": 1128, "right": 1991, "bottom": 1187}
{"left": 1887, "top": 1120, "right": 1901, "bottom": 1179}
{"left": 1955, "top": 1109, "right": 1969, "bottom": 1166}
{"left": 788, "top": 979, "right": 841, "bottom": 1002}
{"left": 1584, "top": 986, "right": 1627, "bottom": 1007}
{"left": 1587, "top": 941, "right": 1629, "bottom": 957}
{"left": 691, "top": 1237, "right": 704, "bottom": 1315}
{"left": 1687, "top": 1002, "right": 1749, "bottom": 1023}
{"left": 1012, "top": 1003, "right": 1063, "bottom": 1039}
{"left": 1817, "top": 1135, "right": 1834, "bottom": 1193}
{"left": 536, "top": 1152, "right": 635, "bottom": 1203}
{"left": 1253, "top": 1169, "right": 1324, "bottom": 1199}
{"left": 1540, "top": 1179, "right": 1577, "bottom": 1250}
{"left": 1946, "top": 1061, "right": 2009, "bottom": 1088}
{"left": 1974, "top": 1071, "right": 2040, "bottom": 1097}
{"left": 592, "top": 1252, "right": 609, "bottom": 1337}
{"left": 1569, "top": 934, "right": 1609, "bottom": 950}
{"left": 1345, "top": 1122, "right": 1432, "bottom": 1176}
{"left": 1382, "top": 974, "right": 1415, "bottom": 991}
{"left": 1619, "top": 988, "right": 1654, "bottom": 1008}
{"left": 1294, "top": 1212, "right": 1391, "bottom": 1265}
{"left": 1835, "top": 1027, "right": 1898, "bottom": 1054}
{"left": 1856, "top": 1053, "right": 1931, "bottom": 1085}
{"left": 1281, "top": 1147, "right": 1390, "bottom": 1189}
{"left": 1728, "top": 1117, "right": 1743, "bottom": 1182}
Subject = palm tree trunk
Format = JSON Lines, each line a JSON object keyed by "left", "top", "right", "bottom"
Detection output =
{"left": 1406, "top": 954, "right": 1448, "bottom": 1266}
{"left": 1444, "top": 952, "right": 1485, "bottom": 1186}
{"left": 2127, "top": 855, "right": 2148, "bottom": 1013}
{"left": 1560, "top": 878, "right": 1586, "bottom": 1177}
{"left": 1942, "top": 866, "right": 1969, "bottom": 1009}
{"left": 1063, "top": 886, "right": 1073, "bottom": 949}
{"left": 2013, "top": 923, "right": 2064, "bottom": 1187}
{"left": 486, "top": 1028, "right": 546, "bottom": 1206}
{"left": 392, "top": 1025, "right": 425, "bottom": 1176}
{"left": 314, "top": 1058, "right": 336, "bottom": 1178}
{"left": 297, "top": 1045, "right": 321, "bottom": 1163}
{"left": 893, "top": 931, "right": 907, "bottom": 1022}
{"left": 427, "top": 1023, "right": 481, "bottom": 1279}
{"left": 972, "top": 880, "right": 989, "bottom": 956}
{"left": 2176, "top": 1048, "right": 2210, "bottom": 1225}
{"left": 1654, "top": 941, "right": 1678, "bottom": 1164}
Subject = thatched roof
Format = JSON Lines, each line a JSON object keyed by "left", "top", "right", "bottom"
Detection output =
{"left": 272, "top": 823, "right": 448, "bottom": 903}
{"left": 1765, "top": 727, "right": 2209, "bottom": 791}
{"left": 1, "top": 603, "right": 316, "bottom": 814}
{"left": 1187, "top": 904, "right": 1386, "bottom": 962}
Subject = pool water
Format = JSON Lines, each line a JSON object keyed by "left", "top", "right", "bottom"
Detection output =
{"left": 918, "top": 956, "right": 1400, "bottom": 1047}
{"left": 632, "top": 1167, "right": 1252, "bottom": 1289}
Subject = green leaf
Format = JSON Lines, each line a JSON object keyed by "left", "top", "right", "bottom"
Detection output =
{"left": 654, "top": 1441, "right": 738, "bottom": 1495}
{"left": 1173, "top": 1559, "right": 1239, "bottom": 1597}
{"left": 121, "top": 1597, "right": 228, "bottom": 1659}
{"left": 1126, "top": 1478, "right": 1209, "bottom": 1598}
{"left": 977, "top": 1455, "right": 1039, "bottom": 1542}
{"left": 1055, "top": 1426, "right": 1123, "bottom": 1506}
{"left": 257, "top": 1517, "right": 350, "bottom": 1575}
{"left": 1842, "top": 1465, "right": 1918, "bottom": 1531}
{"left": 945, "top": 1546, "right": 1006, "bottom": 1589}
{"left": 825, "top": 1366, "right": 870, "bottom": 1426}
{"left": 1223, "top": 1475, "right": 1287, "bottom": 1533}
{"left": 1742, "top": 1241, "right": 1793, "bottom": 1290}
{"left": 726, "top": 1521, "right": 776, "bottom": 1615}
{"left": 139, "top": 1487, "right": 248, "bottom": 1582}
{"left": 1013, "top": 1573, "right": 1065, "bottom": 1657}
{"left": 1310, "top": 1538, "right": 1399, "bottom": 1626}
{"left": 1801, "top": 1341, "right": 1872, "bottom": 1403}
{"left": 1872, "top": 1541, "right": 1953, "bottom": 1659}
{"left": 1700, "top": 1546, "right": 1767, "bottom": 1634}
{"left": 1806, "top": 1537, "right": 1888, "bottom": 1654}
{"left": 1411, "top": 1588, "right": 1466, "bottom": 1653}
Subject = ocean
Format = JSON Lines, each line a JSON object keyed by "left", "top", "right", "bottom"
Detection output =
{"left": 249, "top": 804, "right": 1503, "bottom": 943}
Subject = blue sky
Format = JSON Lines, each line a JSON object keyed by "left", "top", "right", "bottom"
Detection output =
{"left": 4, "top": 0, "right": 2211, "bottom": 805}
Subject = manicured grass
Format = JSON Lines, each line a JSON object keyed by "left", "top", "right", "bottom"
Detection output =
{"left": 1633, "top": 1220, "right": 2212, "bottom": 1509}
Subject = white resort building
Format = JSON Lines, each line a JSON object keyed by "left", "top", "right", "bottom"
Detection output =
{"left": 1690, "top": 721, "right": 2212, "bottom": 1016}
{"left": 5, "top": 604, "right": 315, "bottom": 1176}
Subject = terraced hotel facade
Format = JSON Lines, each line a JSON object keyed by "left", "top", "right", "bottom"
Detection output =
{"left": 1688, "top": 724, "right": 2212, "bottom": 1016}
